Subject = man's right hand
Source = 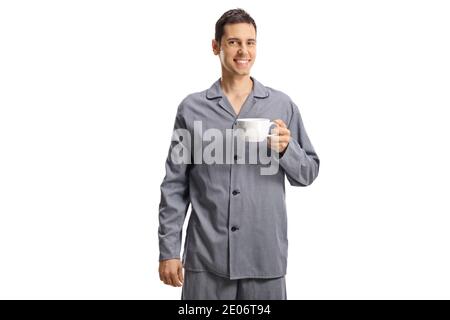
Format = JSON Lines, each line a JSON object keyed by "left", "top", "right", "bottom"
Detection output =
{"left": 159, "top": 258, "right": 184, "bottom": 287}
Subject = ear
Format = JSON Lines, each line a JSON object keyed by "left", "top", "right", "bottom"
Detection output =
{"left": 212, "top": 39, "right": 220, "bottom": 55}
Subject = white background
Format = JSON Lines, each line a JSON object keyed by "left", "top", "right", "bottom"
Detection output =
{"left": 1, "top": 0, "right": 449, "bottom": 299}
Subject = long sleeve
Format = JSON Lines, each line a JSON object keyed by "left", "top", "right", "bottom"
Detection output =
{"left": 158, "top": 105, "right": 191, "bottom": 261}
{"left": 278, "top": 101, "right": 320, "bottom": 186}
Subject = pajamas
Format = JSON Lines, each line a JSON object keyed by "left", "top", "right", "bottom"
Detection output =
{"left": 158, "top": 77, "right": 320, "bottom": 281}
{"left": 181, "top": 270, "right": 287, "bottom": 300}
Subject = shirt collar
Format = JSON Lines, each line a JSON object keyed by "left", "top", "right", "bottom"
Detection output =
{"left": 206, "top": 76, "right": 269, "bottom": 100}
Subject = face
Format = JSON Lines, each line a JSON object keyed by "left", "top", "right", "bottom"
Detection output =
{"left": 212, "top": 23, "right": 256, "bottom": 77}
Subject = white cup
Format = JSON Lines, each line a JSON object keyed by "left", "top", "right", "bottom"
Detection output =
{"left": 235, "top": 118, "right": 277, "bottom": 142}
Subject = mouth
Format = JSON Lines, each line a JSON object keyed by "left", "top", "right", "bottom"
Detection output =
{"left": 233, "top": 58, "right": 251, "bottom": 67}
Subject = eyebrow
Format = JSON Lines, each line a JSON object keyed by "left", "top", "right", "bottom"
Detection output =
{"left": 226, "top": 37, "right": 256, "bottom": 42}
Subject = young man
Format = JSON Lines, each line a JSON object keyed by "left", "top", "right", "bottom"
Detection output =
{"left": 158, "top": 9, "right": 320, "bottom": 300}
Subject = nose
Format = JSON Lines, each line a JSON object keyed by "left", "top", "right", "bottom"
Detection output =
{"left": 238, "top": 46, "right": 248, "bottom": 56}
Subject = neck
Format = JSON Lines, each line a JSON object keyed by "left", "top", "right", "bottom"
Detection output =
{"left": 220, "top": 73, "right": 253, "bottom": 97}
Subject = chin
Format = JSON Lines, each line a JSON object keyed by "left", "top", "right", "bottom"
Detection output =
{"left": 234, "top": 69, "right": 251, "bottom": 76}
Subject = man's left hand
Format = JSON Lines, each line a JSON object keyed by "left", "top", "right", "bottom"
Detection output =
{"left": 268, "top": 119, "right": 291, "bottom": 154}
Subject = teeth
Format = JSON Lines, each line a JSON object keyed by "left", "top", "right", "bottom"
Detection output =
{"left": 236, "top": 60, "right": 249, "bottom": 63}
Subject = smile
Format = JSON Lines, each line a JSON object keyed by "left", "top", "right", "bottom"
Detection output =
{"left": 234, "top": 59, "right": 251, "bottom": 66}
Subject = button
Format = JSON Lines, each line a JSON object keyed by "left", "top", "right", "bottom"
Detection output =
{"left": 234, "top": 155, "right": 238, "bottom": 161}
{"left": 232, "top": 190, "right": 240, "bottom": 196}
{"left": 231, "top": 226, "right": 239, "bottom": 232}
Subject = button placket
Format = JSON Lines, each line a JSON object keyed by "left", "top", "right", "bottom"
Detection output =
{"left": 228, "top": 119, "right": 242, "bottom": 277}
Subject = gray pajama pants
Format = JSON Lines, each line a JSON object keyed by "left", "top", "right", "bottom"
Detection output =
{"left": 181, "top": 270, "right": 287, "bottom": 300}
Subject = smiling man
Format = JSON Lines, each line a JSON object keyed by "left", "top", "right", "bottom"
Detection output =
{"left": 158, "top": 8, "right": 320, "bottom": 300}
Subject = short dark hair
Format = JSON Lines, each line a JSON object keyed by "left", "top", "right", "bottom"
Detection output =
{"left": 215, "top": 9, "right": 257, "bottom": 45}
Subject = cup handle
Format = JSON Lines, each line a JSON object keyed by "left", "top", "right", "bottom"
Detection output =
{"left": 267, "top": 121, "right": 278, "bottom": 138}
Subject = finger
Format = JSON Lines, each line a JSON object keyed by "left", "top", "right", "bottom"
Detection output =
{"left": 158, "top": 264, "right": 163, "bottom": 279}
{"left": 171, "top": 272, "right": 182, "bottom": 287}
{"left": 178, "top": 266, "right": 184, "bottom": 284}
{"left": 162, "top": 272, "right": 168, "bottom": 284}
{"left": 268, "top": 139, "right": 283, "bottom": 149}
{"left": 268, "top": 139, "right": 289, "bottom": 150}
{"left": 163, "top": 276, "right": 171, "bottom": 286}
{"left": 276, "top": 136, "right": 291, "bottom": 143}
{"left": 273, "top": 119, "right": 287, "bottom": 128}
{"left": 273, "top": 141, "right": 289, "bottom": 152}
{"left": 270, "top": 127, "right": 290, "bottom": 137}
{"left": 272, "top": 120, "right": 282, "bottom": 129}
{"left": 276, "top": 127, "right": 290, "bottom": 136}
{"left": 267, "top": 136, "right": 279, "bottom": 144}
{"left": 268, "top": 134, "right": 287, "bottom": 142}
{"left": 163, "top": 271, "right": 172, "bottom": 285}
